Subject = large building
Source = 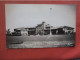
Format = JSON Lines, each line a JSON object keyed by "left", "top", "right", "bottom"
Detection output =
{"left": 12, "top": 22, "right": 74, "bottom": 36}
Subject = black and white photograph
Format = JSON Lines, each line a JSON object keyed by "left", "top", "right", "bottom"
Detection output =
{"left": 5, "top": 4, "right": 76, "bottom": 48}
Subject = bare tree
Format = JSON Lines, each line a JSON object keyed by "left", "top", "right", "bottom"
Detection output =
{"left": 6, "top": 29, "right": 11, "bottom": 36}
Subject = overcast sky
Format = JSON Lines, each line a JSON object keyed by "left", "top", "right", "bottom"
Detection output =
{"left": 5, "top": 4, "right": 76, "bottom": 32}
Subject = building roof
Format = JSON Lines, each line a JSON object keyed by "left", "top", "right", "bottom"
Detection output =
{"left": 58, "top": 26, "right": 74, "bottom": 29}
{"left": 14, "top": 27, "right": 26, "bottom": 30}
{"left": 14, "top": 27, "right": 36, "bottom": 30}
{"left": 44, "top": 26, "right": 74, "bottom": 30}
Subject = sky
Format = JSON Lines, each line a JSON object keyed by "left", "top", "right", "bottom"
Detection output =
{"left": 5, "top": 4, "right": 76, "bottom": 32}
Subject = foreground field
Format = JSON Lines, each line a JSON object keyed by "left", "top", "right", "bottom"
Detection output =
{"left": 6, "top": 35, "right": 75, "bottom": 48}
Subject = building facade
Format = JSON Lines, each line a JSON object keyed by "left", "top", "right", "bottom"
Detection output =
{"left": 12, "top": 22, "right": 74, "bottom": 36}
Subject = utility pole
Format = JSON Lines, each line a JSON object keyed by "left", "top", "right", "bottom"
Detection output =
{"left": 49, "top": 8, "right": 52, "bottom": 35}
{"left": 27, "top": 27, "right": 28, "bottom": 36}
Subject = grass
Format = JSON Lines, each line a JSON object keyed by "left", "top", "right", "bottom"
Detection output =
{"left": 6, "top": 34, "right": 75, "bottom": 48}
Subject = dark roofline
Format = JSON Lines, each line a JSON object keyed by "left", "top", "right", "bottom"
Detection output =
{"left": 57, "top": 26, "right": 74, "bottom": 29}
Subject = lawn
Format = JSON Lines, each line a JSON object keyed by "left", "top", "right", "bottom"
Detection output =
{"left": 6, "top": 34, "right": 75, "bottom": 48}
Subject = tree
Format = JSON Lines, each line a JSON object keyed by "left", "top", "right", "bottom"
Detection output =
{"left": 6, "top": 29, "right": 11, "bottom": 36}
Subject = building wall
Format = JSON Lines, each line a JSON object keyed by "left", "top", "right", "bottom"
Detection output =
{"left": 21, "top": 30, "right": 28, "bottom": 36}
{"left": 13, "top": 22, "right": 74, "bottom": 36}
{"left": 36, "top": 22, "right": 45, "bottom": 35}
{"left": 63, "top": 28, "right": 74, "bottom": 34}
